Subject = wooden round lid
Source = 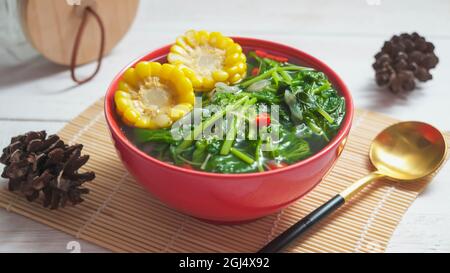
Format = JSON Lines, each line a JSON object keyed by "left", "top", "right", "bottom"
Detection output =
{"left": 20, "top": 0, "right": 139, "bottom": 66}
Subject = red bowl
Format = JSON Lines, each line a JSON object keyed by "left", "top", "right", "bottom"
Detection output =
{"left": 104, "top": 37, "right": 354, "bottom": 222}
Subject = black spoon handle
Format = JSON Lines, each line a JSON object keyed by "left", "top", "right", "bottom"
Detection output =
{"left": 258, "top": 194, "right": 345, "bottom": 253}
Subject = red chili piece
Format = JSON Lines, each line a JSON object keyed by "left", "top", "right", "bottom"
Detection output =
{"left": 256, "top": 113, "right": 271, "bottom": 127}
{"left": 267, "top": 161, "right": 288, "bottom": 170}
{"left": 255, "top": 50, "right": 288, "bottom": 62}
{"left": 251, "top": 67, "right": 260, "bottom": 76}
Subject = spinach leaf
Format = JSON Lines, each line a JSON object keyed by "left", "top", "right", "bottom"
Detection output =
{"left": 251, "top": 89, "right": 281, "bottom": 104}
{"left": 275, "top": 128, "right": 311, "bottom": 163}
{"left": 146, "top": 143, "right": 170, "bottom": 160}
{"left": 192, "top": 140, "right": 207, "bottom": 164}
{"left": 210, "top": 91, "right": 246, "bottom": 107}
{"left": 206, "top": 138, "right": 222, "bottom": 154}
{"left": 284, "top": 89, "right": 303, "bottom": 124}
{"left": 134, "top": 128, "right": 175, "bottom": 144}
{"left": 205, "top": 154, "right": 258, "bottom": 173}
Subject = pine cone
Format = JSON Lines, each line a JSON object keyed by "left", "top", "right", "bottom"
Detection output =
{"left": 373, "top": 32, "right": 439, "bottom": 93}
{"left": 0, "top": 131, "right": 95, "bottom": 209}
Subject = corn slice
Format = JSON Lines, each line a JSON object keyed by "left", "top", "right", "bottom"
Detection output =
{"left": 114, "top": 61, "right": 195, "bottom": 129}
{"left": 168, "top": 30, "right": 247, "bottom": 91}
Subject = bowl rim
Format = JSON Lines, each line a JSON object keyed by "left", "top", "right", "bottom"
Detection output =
{"left": 104, "top": 37, "right": 354, "bottom": 178}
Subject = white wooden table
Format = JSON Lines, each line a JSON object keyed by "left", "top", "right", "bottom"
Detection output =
{"left": 1, "top": 0, "right": 449, "bottom": 253}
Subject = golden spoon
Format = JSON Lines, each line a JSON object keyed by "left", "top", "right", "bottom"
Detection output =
{"left": 259, "top": 121, "right": 447, "bottom": 253}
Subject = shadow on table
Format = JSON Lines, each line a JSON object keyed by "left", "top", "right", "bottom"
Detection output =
{"left": 0, "top": 56, "right": 67, "bottom": 89}
{"left": 360, "top": 81, "right": 426, "bottom": 111}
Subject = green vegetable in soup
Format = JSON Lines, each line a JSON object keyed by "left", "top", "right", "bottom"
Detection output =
{"left": 134, "top": 128, "right": 176, "bottom": 144}
{"left": 274, "top": 126, "right": 311, "bottom": 163}
{"left": 205, "top": 153, "right": 258, "bottom": 174}
{"left": 123, "top": 50, "right": 346, "bottom": 174}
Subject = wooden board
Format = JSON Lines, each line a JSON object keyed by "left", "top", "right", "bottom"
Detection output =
{"left": 0, "top": 99, "right": 448, "bottom": 252}
{"left": 20, "top": 0, "right": 139, "bottom": 65}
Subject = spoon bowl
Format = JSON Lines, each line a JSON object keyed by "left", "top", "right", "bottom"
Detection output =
{"left": 370, "top": 121, "right": 447, "bottom": 181}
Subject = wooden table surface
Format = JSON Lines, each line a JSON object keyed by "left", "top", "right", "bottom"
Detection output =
{"left": 1, "top": 0, "right": 449, "bottom": 253}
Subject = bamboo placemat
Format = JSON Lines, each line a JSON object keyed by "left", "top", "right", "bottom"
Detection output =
{"left": 0, "top": 99, "right": 448, "bottom": 253}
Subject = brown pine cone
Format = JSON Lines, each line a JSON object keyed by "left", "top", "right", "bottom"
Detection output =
{"left": 0, "top": 131, "right": 95, "bottom": 209}
{"left": 373, "top": 32, "right": 439, "bottom": 93}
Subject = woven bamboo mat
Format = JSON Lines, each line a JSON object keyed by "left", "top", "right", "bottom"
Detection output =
{"left": 0, "top": 99, "right": 448, "bottom": 253}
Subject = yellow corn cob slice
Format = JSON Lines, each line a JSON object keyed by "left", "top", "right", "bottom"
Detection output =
{"left": 114, "top": 61, "right": 195, "bottom": 129}
{"left": 168, "top": 30, "right": 247, "bottom": 91}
